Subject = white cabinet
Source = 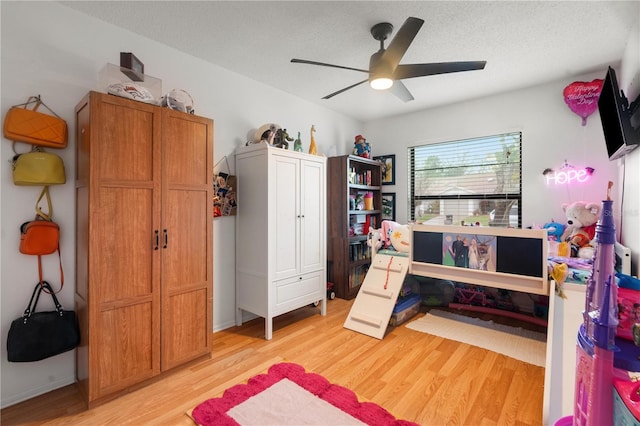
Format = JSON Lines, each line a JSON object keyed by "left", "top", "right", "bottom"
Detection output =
{"left": 235, "top": 143, "right": 326, "bottom": 340}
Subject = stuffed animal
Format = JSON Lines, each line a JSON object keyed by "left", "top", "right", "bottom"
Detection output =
{"left": 388, "top": 224, "right": 411, "bottom": 253}
{"left": 380, "top": 220, "right": 401, "bottom": 249}
{"left": 366, "top": 227, "right": 384, "bottom": 252}
{"left": 543, "top": 221, "right": 566, "bottom": 242}
{"left": 379, "top": 220, "right": 411, "bottom": 253}
{"left": 352, "top": 134, "right": 371, "bottom": 159}
{"left": 561, "top": 201, "right": 601, "bottom": 258}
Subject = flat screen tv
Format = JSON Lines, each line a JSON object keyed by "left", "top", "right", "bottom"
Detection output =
{"left": 598, "top": 66, "right": 640, "bottom": 161}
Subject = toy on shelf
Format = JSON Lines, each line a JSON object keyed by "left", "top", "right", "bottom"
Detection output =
{"left": 293, "top": 131, "right": 303, "bottom": 152}
{"left": 352, "top": 134, "right": 371, "bottom": 159}
{"left": 561, "top": 201, "right": 600, "bottom": 258}
{"left": 309, "top": 125, "right": 318, "bottom": 155}
{"left": 273, "top": 128, "right": 293, "bottom": 149}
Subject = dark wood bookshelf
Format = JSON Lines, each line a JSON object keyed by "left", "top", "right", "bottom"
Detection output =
{"left": 327, "top": 155, "right": 383, "bottom": 299}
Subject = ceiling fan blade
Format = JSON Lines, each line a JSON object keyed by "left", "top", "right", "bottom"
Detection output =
{"left": 291, "top": 59, "right": 369, "bottom": 74}
{"left": 390, "top": 80, "right": 414, "bottom": 103}
{"left": 322, "top": 79, "right": 369, "bottom": 99}
{"left": 380, "top": 17, "right": 424, "bottom": 69}
{"left": 394, "top": 61, "right": 487, "bottom": 80}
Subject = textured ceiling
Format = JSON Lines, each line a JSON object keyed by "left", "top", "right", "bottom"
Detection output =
{"left": 60, "top": 1, "right": 640, "bottom": 122}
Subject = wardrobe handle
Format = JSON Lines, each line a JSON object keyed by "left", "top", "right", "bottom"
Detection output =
{"left": 163, "top": 229, "right": 168, "bottom": 249}
{"left": 154, "top": 230, "right": 159, "bottom": 250}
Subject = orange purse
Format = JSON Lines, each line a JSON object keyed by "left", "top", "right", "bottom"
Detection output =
{"left": 3, "top": 96, "right": 68, "bottom": 149}
{"left": 19, "top": 218, "right": 60, "bottom": 256}
{"left": 18, "top": 187, "right": 64, "bottom": 292}
{"left": 20, "top": 186, "right": 60, "bottom": 255}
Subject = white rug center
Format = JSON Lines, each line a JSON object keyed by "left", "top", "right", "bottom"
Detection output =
{"left": 228, "top": 378, "right": 366, "bottom": 425}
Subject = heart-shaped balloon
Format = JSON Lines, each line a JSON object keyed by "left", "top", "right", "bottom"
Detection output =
{"left": 563, "top": 79, "right": 604, "bottom": 126}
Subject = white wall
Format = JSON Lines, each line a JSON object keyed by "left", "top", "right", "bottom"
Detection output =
{"left": 363, "top": 20, "right": 639, "bottom": 275}
{"left": 0, "top": 2, "right": 361, "bottom": 408}
{"left": 619, "top": 21, "right": 640, "bottom": 276}
{"left": 364, "top": 73, "right": 622, "bottom": 229}
{"left": 2, "top": 0, "right": 638, "bottom": 411}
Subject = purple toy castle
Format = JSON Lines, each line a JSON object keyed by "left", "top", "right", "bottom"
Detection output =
{"left": 570, "top": 182, "right": 640, "bottom": 425}
{"left": 573, "top": 183, "right": 619, "bottom": 426}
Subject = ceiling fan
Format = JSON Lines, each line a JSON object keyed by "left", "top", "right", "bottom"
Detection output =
{"left": 291, "top": 17, "right": 486, "bottom": 102}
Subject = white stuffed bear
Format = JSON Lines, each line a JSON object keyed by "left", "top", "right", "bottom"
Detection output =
{"left": 561, "top": 201, "right": 601, "bottom": 258}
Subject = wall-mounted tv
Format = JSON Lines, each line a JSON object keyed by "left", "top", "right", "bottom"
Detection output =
{"left": 598, "top": 66, "right": 640, "bottom": 161}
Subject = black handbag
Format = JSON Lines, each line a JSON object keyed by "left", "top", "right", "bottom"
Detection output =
{"left": 7, "top": 281, "right": 80, "bottom": 362}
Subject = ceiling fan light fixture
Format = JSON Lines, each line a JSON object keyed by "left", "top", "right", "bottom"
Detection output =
{"left": 291, "top": 17, "right": 486, "bottom": 101}
{"left": 370, "top": 77, "right": 393, "bottom": 90}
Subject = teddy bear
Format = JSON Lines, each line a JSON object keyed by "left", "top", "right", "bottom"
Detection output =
{"left": 561, "top": 201, "right": 601, "bottom": 258}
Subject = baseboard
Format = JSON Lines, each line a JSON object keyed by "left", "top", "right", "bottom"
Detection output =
{"left": 1, "top": 375, "right": 75, "bottom": 409}
{"left": 214, "top": 312, "right": 259, "bottom": 333}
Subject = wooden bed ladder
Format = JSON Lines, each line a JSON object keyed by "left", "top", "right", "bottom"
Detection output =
{"left": 343, "top": 254, "right": 410, "bottom": 339}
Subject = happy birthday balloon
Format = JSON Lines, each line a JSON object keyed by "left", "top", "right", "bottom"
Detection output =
{"left": 563, "top": 79, "right": 604, "bottom": 126}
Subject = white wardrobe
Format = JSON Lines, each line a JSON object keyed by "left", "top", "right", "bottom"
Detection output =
{"left": 235, "top": 143, "right": 327, "bottom": 340}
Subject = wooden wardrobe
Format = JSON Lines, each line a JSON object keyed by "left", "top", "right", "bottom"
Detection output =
{"left": 74, "top": 91, "right": 213, "bottom": 405}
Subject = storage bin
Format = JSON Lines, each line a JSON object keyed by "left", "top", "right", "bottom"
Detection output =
{"left": 389, "top": 294, "right": 421, "bottom": 326}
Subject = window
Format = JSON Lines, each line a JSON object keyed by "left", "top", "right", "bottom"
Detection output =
{"left": 409, "top": 132, "right": 522, "bottom": 227}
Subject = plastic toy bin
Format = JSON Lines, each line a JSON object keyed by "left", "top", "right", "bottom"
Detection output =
{"left": 389, "top": 294, "right": 422, "bottom": 326}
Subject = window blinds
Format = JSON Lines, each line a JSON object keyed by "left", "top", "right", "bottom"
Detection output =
{"left": 409, "top": 132, "right": 522, "bottom": 227}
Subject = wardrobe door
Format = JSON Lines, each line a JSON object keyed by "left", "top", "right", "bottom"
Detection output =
{"left": 90, "top": 95, "right": 162, "bottom": 398}
{"left": 160, "top": 110, "right": 213, "bottom": 370}
{"left": 271, "top": 154, "right": 300, "bottom": 281}
{"left": 299, "top": 159, "right": 325, "bottom": 275}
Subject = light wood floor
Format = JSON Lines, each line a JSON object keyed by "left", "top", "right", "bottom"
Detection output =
{"left": 1, "top": 298, "right": 545, "bottom": 425}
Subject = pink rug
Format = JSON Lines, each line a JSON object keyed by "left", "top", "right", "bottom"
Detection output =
{"left": 191, "top": 362, "right": 417, "bottom": 426}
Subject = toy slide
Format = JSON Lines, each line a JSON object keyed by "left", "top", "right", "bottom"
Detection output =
{"left": 343, "top": 254, "right": 409, "bottom": 339}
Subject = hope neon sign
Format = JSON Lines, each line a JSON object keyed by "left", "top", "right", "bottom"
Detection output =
{"left": 545, "top": 168, "right": 592, "bottom": 185}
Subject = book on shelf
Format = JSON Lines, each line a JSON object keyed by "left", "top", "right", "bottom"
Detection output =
{"left": 349, "top": 264, "right": 369, "bottom": 289}
{"left": 349, "top": 168, "right": 374, "bottom": 186}
{"left": 349, "top": 241, "right": 371, "bottom": 261}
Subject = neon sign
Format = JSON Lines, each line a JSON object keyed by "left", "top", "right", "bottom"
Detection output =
{"left": 545, "top": 167, "right": 593, "bottom": 185}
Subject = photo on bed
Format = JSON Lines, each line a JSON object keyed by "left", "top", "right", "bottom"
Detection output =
{"left": 443, "top": 232, "right": 497, "bottom": 272}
